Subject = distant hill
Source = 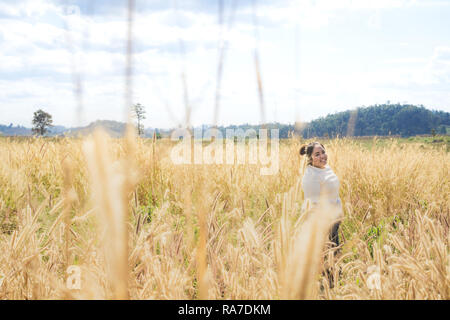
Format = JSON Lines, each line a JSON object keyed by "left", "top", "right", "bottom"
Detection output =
{"left": 0, "top": 124, "right": 32, "bottom": 136}
{"left": 65, "top": 120, "right": 168, "bottom": 138}
{"left": 0, "top": 120, "right": 164, "bottom": 138}
{"left": 64, "top": 120, "right": 127, "bottom": 138}
{"left": 50, "top": 125, "right": 68, "bottom": 135}
{"left": 303, "top": 104, "right": 450, "bottom": 138}
{"left": 1, "top": 104, "right": 449, "bottom": 138}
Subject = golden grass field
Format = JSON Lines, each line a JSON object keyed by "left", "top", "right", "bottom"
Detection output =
{"left": 0, "top": 131, "right": 448, "bottom": 299}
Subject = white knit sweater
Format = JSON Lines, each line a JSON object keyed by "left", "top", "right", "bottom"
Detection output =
{"left": 301, "top": 164, "right": 343, "bottom": 218}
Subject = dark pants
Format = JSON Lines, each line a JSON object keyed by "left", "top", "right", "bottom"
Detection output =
{"left": 329, "top": 222, "right": 341, "bottom": 249}
{"left": 324, "top": 222, "right": 341, "bottom": 289}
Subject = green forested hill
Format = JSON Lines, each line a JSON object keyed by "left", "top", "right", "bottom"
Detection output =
{"left": 303, "top": 104, "right": 450, "bottom": 138}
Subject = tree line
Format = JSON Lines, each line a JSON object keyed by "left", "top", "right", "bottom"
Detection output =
{"left": 1, "top": 104, "right": 448, "bottom": 138}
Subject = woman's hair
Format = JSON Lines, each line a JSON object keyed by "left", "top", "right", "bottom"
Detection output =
{"left": 299, "top": 141, "right": 325, "bottom": 165}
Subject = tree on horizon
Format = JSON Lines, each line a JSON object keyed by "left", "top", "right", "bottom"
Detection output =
{"left": 32, "top": 109, "right": 53, "bottom": 136}
{"left": 132, "top": 103, "right": 146, "bottom": 136}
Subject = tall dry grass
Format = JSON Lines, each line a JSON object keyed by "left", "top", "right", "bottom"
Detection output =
{"left": 0, "top": 135, "right": 448, "bottom": 299}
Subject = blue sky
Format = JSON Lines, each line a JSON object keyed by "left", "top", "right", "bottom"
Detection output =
{"left": 1, "top": 0, "right": 450, "bottom": 129}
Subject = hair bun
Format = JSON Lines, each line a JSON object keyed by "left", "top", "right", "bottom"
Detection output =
{"left": 299, "top": 144, "right": 307, "bottom": 156}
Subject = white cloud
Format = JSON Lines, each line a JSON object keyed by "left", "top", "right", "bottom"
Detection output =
{"left": 429, "top": 46, "right": 450, "bottom": 83}
{"left": 368, "top": 10, "right": 382, "bottom": 30}
{"left": 237, "top": 0, "right": 450, "bottom": 30}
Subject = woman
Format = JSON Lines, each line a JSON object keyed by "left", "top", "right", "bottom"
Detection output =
{"left": 299, "top": 141, "right": 343, "bottom": 250}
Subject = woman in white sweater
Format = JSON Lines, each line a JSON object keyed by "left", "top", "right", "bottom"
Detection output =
{"left": 299, "top": 141, "right": 343, "bottom": 250}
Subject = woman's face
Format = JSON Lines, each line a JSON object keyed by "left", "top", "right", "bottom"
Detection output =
{"left": 311, "top": 145, "right": 327, "bottom": 168}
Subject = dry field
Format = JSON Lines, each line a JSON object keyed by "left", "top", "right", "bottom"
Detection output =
{"left": 0, "top": 131, "right": 448, "bottom": 299}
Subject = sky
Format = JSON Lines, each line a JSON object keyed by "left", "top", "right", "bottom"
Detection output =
{"left": 1, "top": 0, "right": 450, "bottom": 129}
